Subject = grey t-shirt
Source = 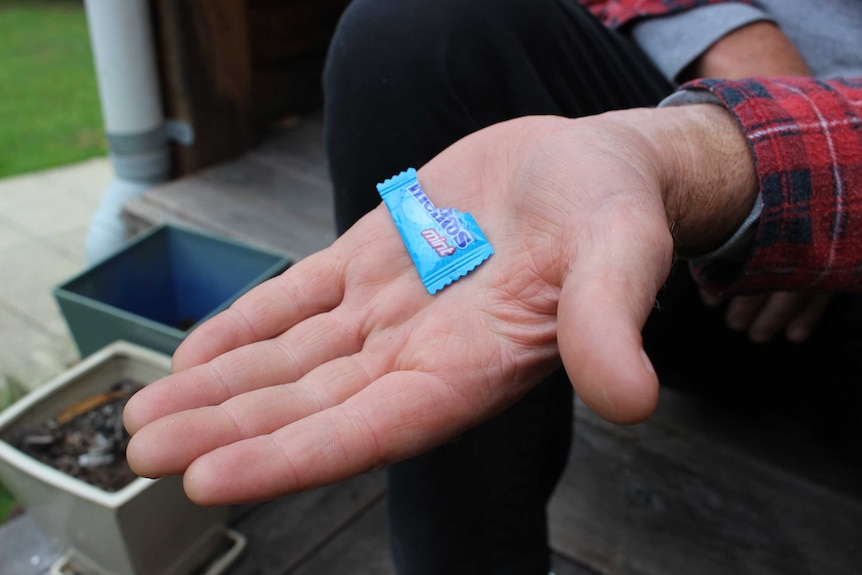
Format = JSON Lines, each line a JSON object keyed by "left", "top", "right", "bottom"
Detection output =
{"left": 631, "top": 0, "right": 862, "bottom": 83}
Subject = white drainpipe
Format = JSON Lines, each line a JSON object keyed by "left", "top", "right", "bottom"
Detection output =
{"left": 83, "top": 0, "right": 192, "bottom": 263}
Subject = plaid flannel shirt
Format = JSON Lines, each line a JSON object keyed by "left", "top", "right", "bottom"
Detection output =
{"left": 578, "top": 0, "right": 755, "bottom": 29}
{"left": 683, "top": 77, "right": 862, "bottom": 295}
{"left": 581, "top": 1, "right": 862, "bottom": 296}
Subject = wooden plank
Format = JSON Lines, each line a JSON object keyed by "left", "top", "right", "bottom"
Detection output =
{"left": 261, "top": 488, "right": 597, "bottom": 575}
{"left": 548, "top": 392, "right": 862, "bottom": 575}
{"left": 647, "top": 389, "right": 862, "bottom": 502}
{"left": 231, "top": 483, "right": 599, "bottom": 575}
{"left": 122, "top": 113, "right": 336, "bottom": 262}
{"left": 228, "top": 470, "right": 387, "bottom": 575}
{"left": 152, "top": 0, "right": 254, "bottom": 176}
{"left": 247, "top": 111, "right": 330, "bottom": 183}
{"left": 286, "top": 498, "right": 395, "bottom": 575}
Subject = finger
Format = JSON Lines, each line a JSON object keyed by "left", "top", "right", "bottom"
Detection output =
{"left": 172, "top": 246, "right": 346, "bottom": 372}
{"left": 785, "top": 294, "right": 833, "bottom": 342}
{"left": 745, "top": 292, "right": 807, "bottom": 343}
{"left": 557, "top": 243, "right": 668, "bottom": 424}
{"left": 126, "top": 349, "right": 390, "bottom": 477}
{"left": 128, "top": 246, "right": 428, "bottom": 436}
{"left": 724, "top": 294, "right": 768, "bottom": 332}
{"left": 173, "top": 208, "right": 409, "bottom": 372}
{"left": 179, "top": 370, "right": 483, "bottom": 505}
{"left": 125, "top": 307, "right": 365, "bottom": 433}
{"left": 699, "top": 287, "right": 722, "bottom": 307}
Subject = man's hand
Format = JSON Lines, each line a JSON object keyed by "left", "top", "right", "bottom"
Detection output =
{"left": 700, "top": 290, "right": 833, "bottom": 343}
{"left": 124, "top": 105, "right": 757, "bottom": 505}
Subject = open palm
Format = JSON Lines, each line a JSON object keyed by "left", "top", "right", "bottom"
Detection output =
{"left": 125, "top": 112, "right": 679, "bottom": 505}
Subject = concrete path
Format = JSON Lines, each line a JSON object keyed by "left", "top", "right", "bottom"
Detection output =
{"left": 0, "top": 157, "right": 111, "bottom": 395}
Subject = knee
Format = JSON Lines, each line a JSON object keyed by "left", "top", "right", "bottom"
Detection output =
{"left": 323, "top": 0, "right": 561, "bottom": 96}
{"left": 324, "top": 0, "right": 445, "bottom": 92}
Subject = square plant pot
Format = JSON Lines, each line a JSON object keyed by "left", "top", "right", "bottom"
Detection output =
{"left": 54, "top": 224, "right": 291, "bottom": 357}
{"left": 0, "top": 341, "right": 245, "bottom": 575}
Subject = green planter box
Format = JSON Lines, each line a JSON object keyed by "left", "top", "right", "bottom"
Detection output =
{"left": 54, "top": 224, "right": 291, "bottom": 357}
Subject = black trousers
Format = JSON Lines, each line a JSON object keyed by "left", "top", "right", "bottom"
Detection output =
{"left": 322, "top": 1, "right": 862, "bottom": 573}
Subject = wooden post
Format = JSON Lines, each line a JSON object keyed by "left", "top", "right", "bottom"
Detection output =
{"left": 151, "top": 0, "right": 254, "bottom": 177}
{"left": 148, "top": 0, "right": 350, "bottom": 178}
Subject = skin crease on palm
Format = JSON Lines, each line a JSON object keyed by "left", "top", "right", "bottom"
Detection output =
{"left": 122, "top": 104, "right": 761, "bottom": 506}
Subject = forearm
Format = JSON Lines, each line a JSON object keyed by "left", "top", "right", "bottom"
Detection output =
{"left": 628, "top": 2, "right": 770, "bottom": 82}
{"left": 681, "top": 21, "right": 810, "bottom": 80}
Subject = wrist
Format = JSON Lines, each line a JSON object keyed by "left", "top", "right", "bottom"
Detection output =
{"left": 648, "top": 104, "right": 759, "bottom": 257}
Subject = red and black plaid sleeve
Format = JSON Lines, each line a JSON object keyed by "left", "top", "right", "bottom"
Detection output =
{"left": 685, "top": 76, "right": 862, "bottom": 295}
{"left": 577, "top": 0, "right": 754, "bottom": 29}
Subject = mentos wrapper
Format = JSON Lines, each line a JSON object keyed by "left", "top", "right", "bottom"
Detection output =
{"left": 377, "top": 168, "right": 494, "bottom": 294}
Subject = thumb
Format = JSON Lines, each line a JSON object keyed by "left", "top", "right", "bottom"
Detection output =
{"left": 556, "top": 249, "right": 669, "bottom": 424}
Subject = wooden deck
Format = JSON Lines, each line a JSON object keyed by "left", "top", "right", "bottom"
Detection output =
{"left": 2, "top": 112, "right": 861, "bottom": 574}
{"left": 122, "top": 111, "right": 337, "bottom": 263}
{"left": 217, "top": 392, "right": 862, "bottom": 575}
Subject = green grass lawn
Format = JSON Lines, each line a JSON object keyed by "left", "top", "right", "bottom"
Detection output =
{"left": 0, "top": 0, "right": 106, "bottom": 521}
{"left": 0, "top": 482, "right": 15, "bottom": 525}
{"left": 0, "top": 0, "right": 106, "bottom": 179}
{"left": 0, "top": 377, "right": 25, "bottom": 524}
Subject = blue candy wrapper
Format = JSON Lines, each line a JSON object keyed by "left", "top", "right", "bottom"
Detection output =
{"left": 377, "top": 168, "right": 494, "bottom": 294}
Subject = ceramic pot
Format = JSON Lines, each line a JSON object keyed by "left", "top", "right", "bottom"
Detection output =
{"left": 0, "top": 342, "right": 245, "bottom": 575}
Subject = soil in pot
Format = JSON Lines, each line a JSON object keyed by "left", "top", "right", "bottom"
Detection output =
{"left": 8, "top": 379, "right": 143, "bottom": 492}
